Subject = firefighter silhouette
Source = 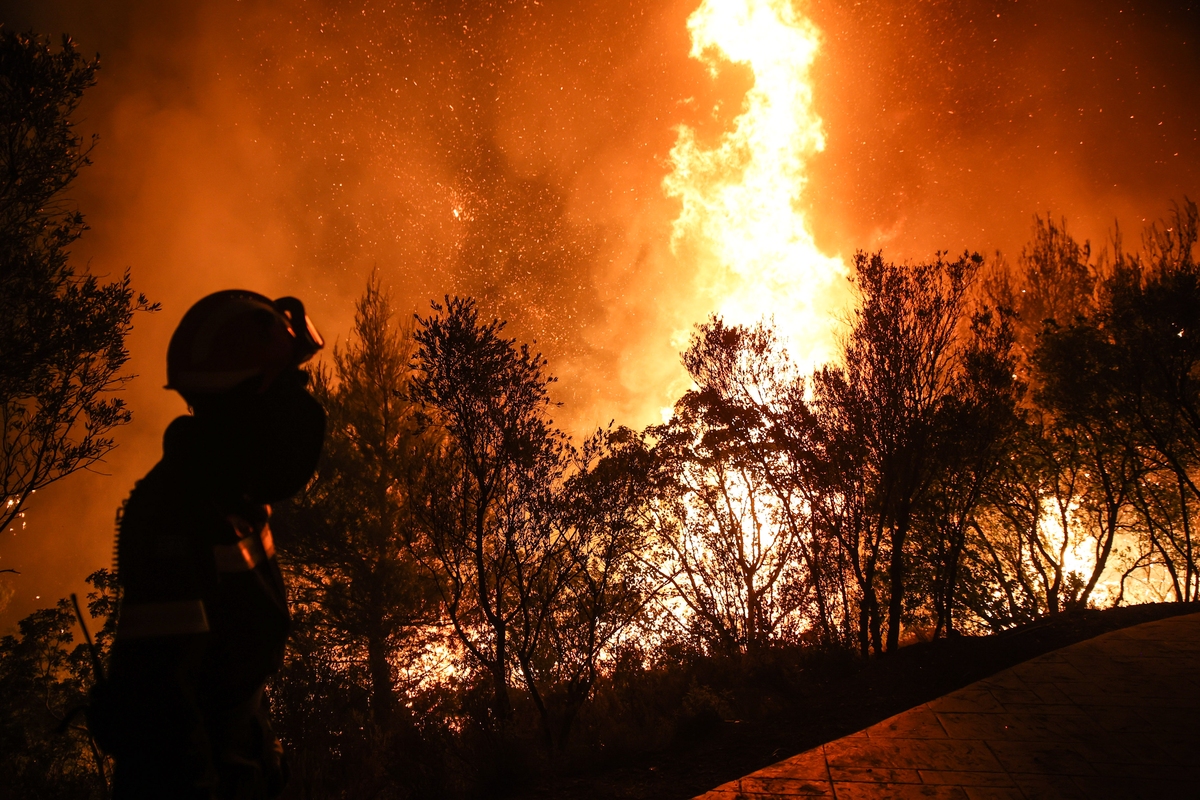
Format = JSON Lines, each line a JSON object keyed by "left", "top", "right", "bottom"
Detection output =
{"left": 91, "top": 291, "right": 326, "bottom": 799}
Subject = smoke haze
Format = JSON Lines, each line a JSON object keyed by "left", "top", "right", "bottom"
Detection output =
{"left": 1, "top": 0, "right": 1197, "bottom": 627}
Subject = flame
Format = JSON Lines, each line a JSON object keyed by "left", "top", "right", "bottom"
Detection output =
{"left": 664, "top": 0, "right": 848, "bottom": 368}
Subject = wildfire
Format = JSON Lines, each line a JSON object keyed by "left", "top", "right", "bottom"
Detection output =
{"left": 664, "top": 0, "right": 848, "bottom": 369}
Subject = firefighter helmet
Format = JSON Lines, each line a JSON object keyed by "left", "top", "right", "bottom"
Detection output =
{"left": 166, "top": 290, "right": 324, "bottom": 396}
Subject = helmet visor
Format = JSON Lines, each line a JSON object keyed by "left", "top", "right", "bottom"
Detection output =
{"left": 273, "top": 296, "right": 325, "bottom": 364}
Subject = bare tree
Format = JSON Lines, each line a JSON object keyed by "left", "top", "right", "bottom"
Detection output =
{"left": 649, "top": 321, "right": 813, "bottom": 655}
{"left": 668, "top": 317, "right": 846, "bottom": 648}
{"left": 815, "top": 251, "right": 979, "bottom": 653}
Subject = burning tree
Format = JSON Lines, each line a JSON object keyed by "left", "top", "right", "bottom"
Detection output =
{"left": 957, "top": 221, "right": 1104, "bottom": 624}
{"left": 1031, "top": 203, "right": 1200, "bottom": 606}
{"left": 650, "top": 317, "right": 828, "bottom": 655}
{"left": 408, "top": 298, "right": 654, "bottom": 753}
{"left": 536, "top": 426, "right": 658, "bottom": 750}
{"left": 1104, "top": 203, "right": 1200, "bottom": 602}
{"left": 271, "top": 276, "right": 442, "bottom": 795}
{"left": 408, "top": 296, "right": 569, "bottom": 728}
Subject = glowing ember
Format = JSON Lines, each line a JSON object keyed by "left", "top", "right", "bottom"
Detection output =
{"left": 665, "top": 0, "right": 848, "bottom": 368}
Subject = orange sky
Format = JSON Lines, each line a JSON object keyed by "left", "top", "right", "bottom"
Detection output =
{"left": 1, "top": 0, "right": 1197, "bottom": 629}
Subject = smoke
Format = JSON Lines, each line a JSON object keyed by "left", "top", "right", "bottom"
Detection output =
{"left": 802, "top": 0, "right": 1200, "bottom": 261}
{"left": 0, "top": 0, "right": 1196, "bottom": 627}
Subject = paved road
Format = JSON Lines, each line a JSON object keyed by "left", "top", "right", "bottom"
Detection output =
{"left": 695, "top": 613, "right": 1200, "bottom": 799}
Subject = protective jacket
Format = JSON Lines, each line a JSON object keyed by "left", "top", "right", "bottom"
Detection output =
{"left": 98, "top": 415, "right": 291, "bottom": 799}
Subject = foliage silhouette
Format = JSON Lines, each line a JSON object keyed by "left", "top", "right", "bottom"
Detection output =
{"left": 271, "top": 275, "right": 444, "bottom": 796}
{"left": 0, "top": 29, "right": 157, "bottom": 537}
{"left": 0, "top": 569, "right": 118, "bottom": 800}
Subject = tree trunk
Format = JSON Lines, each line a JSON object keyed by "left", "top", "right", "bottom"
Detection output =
{"left": 886, "top": 514, "right": 910, "bottom": 652}
{"left": 1178, "top": 471, "right": 1195, "bottom": 601}
{"left": 857, "top": 601, "right": 871, "bottom": 658}
{"left": 491, "top": 627, "right": 511, "bottom": 723}
{"left": 367, "top": 628, "right": 395, "bottom": 724}
{"left": 518, "top": 656, "right": 554, "bottom": 753}
{"left": 942, "top": 522, "right": 966, "bottom": 636}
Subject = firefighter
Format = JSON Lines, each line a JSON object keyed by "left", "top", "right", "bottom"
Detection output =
{"left": 93, "top": 290, "right": 327, "bottom": 799}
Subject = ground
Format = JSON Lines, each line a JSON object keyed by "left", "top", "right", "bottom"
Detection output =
{"left": 514, "top": 603, "right": 1200, "bottom": 800}
{"left": 697, "top": 612, "right": 1200, "bottom": 798}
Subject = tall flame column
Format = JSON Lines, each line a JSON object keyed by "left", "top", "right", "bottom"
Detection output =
{"left": 664, "top": 0, "right": 847, "bottom": 369}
